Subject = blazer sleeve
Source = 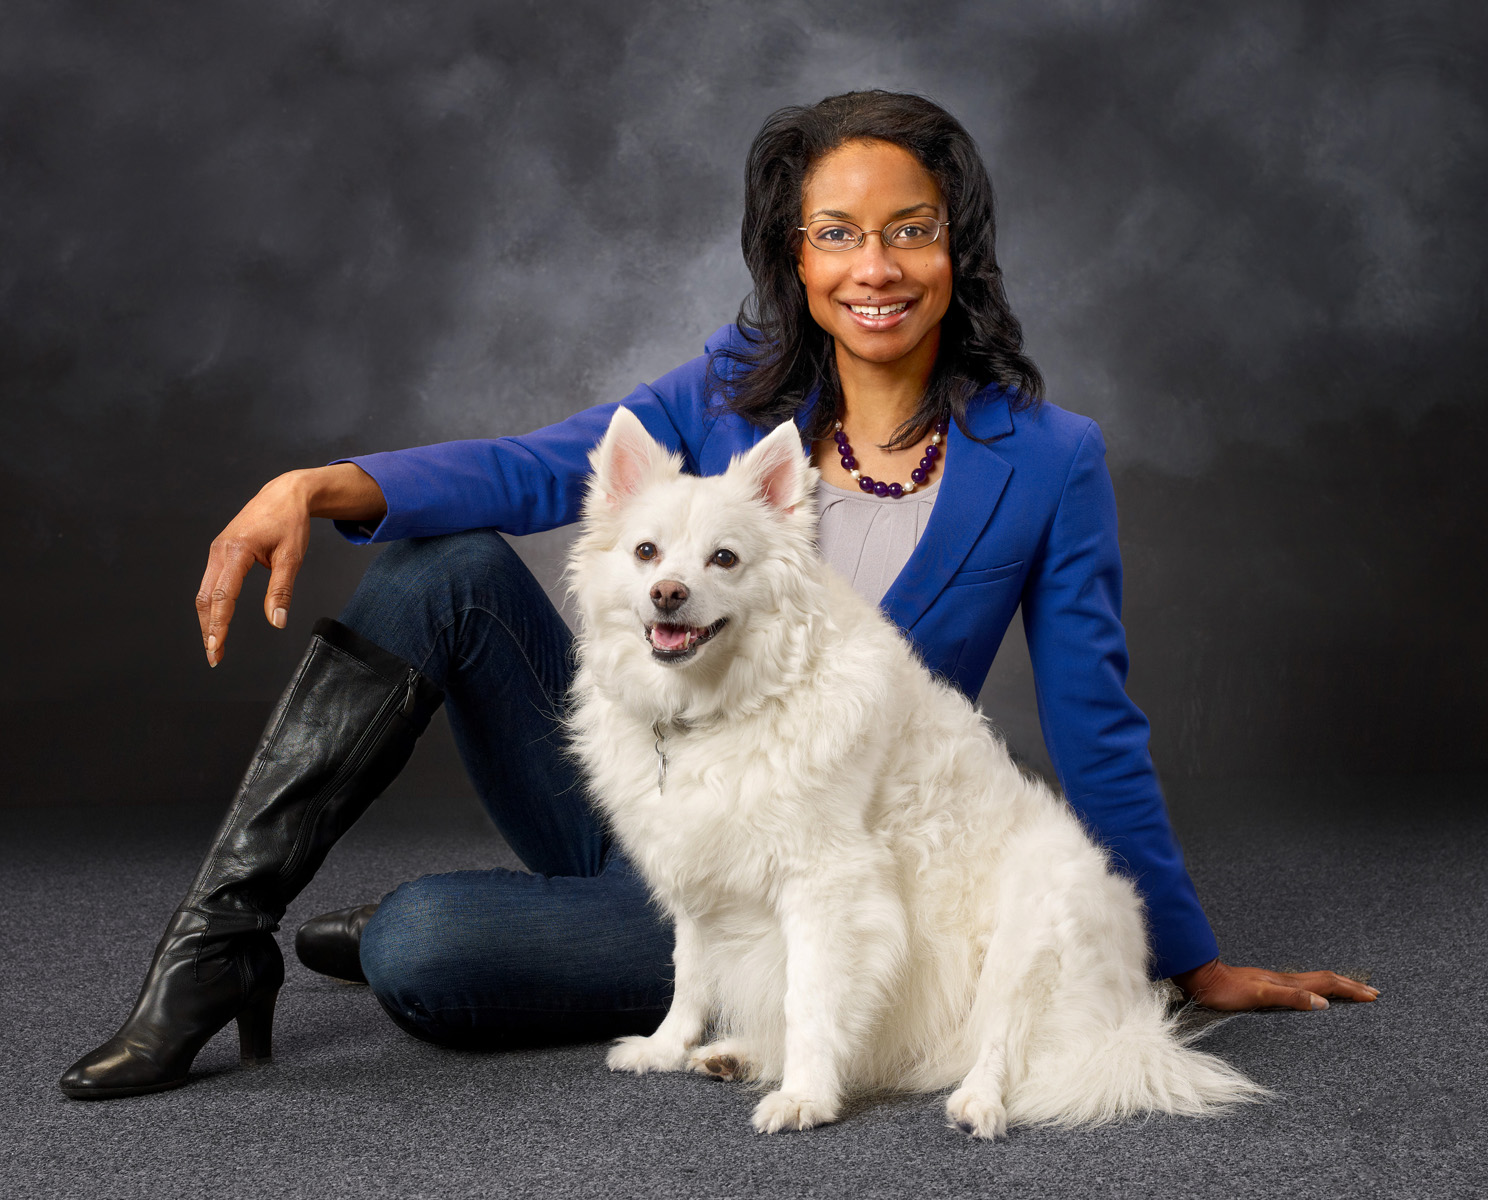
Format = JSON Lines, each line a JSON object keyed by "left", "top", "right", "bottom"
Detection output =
{"left": 1020, "top": 421, "right": 1219, "bottom": 979}
{"left": 328, "top": 355, "right": 719, "bottom": 544}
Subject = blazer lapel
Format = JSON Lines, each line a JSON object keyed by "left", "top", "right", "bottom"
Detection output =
{"left": 880, "top": 387, "right": 1014, "bottom": 632}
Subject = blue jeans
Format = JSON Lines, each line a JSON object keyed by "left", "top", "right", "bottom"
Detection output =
{"left": 337, "top": 530, "right": 674, "bottom": 1047}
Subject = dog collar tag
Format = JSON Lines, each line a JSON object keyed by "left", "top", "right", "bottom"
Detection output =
{"left": 653, "top": 721, "right": 667, "bottom": 792}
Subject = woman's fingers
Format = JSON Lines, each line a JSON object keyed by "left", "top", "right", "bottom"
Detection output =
{"left": 195, "top": 546, "right": 223, "bottom": 649}
{"left": 263, "top": 541, "right": 305, "bottom": 630}
{"left": 1272, "top": 985, "right": 1329, "bottom": 1012}
{"left": 1203, "top": 969, "right": 1313, "bottom": 1011}
{"left": 1274, "top": 969, "right": 1380, "bottom": 1002}
{"left": 196, "top": 538, "right": 258, "bottom": 666}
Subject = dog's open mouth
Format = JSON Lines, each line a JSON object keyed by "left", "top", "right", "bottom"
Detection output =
{"left": 646, "top": 617, "right": 729, "bottom": 663}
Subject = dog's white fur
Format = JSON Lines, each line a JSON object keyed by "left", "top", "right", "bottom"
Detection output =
{"left": 565, "top": 408, "right": 1267, "bottom": 1136}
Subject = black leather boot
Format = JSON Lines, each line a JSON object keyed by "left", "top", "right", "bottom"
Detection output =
{"left": 294, "top": 901, "right": 381, "bottom": 984}
{"left": 59, "top": 618, "right": 443, "bottom": 1099}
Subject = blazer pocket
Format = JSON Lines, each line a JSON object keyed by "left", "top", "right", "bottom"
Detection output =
{"left": 944, "top": 560, "right": 1024, "bottom": 588}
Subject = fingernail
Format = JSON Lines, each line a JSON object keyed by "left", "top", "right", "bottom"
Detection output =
{"left": 1310, "top": 994, "right": 1329, "bottom": 1010}
{"left": 207, "top": 635, "right": 218, "bottom": 652}
{"left": 272, "top": 608, "right": 287, "bottom": 629}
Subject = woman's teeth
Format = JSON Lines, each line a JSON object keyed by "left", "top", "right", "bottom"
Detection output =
{"left": 848, "top": 302, "right": 908, "bottom": 316}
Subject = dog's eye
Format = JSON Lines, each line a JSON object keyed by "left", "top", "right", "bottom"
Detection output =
{"left": 635, "top": 542, "right": 658, "bottom": 562}
{"left": 710, "top": 548, "right": 738, "bottom": 569}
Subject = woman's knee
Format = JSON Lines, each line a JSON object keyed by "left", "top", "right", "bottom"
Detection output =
{"left": 354, "top": 530, "right": 529, "bottom": 618}
{"left": 357, "top": 868, "right": 673, "bottom": 1049}
{"left": 359, "top": 876, "right": 481, "bottom": 1044}
{"left": 338, "top": 530, "right": 557, "bottom": 682}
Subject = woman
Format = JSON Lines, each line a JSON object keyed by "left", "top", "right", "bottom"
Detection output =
{"left": 61, "top": 91, "right": 1375, "bottom": 1099}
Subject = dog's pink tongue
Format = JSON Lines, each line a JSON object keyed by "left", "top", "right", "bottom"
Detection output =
{"left": 652, "top": 624, "right": 690, "bottom": 650}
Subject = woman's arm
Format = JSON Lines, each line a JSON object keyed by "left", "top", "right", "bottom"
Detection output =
{"left": 1020, "top": 422, "right": 1217, "bottom": 979}
{"left": 192, "top": 328, "right": 738, "bottom": 665}
{"left": 327, "top": 380, "right": 705, "bottom": 545}
{"left": 328, "top": 344, "right": 733, "bottom": 545}
{"left": 1020, "top": 422, "right": 1377, "bottom": 1009}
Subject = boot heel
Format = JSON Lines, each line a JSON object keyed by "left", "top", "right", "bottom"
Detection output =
{"left": 237, "top": 988, "right": 278, "bottom": 1065}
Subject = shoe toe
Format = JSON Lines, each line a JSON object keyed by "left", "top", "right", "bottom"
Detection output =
{"left": 59, "top": 1040, "right": 184, "bottom": 1099}
{"left": 294, "top": 902, "right": 378, "bottom": 984}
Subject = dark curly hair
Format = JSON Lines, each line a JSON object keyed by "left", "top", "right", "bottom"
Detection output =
{"left": 710, "top": 90, "right": 1042, "bottom": 450}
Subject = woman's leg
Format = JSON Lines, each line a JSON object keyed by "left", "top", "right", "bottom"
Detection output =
{"left": 335, "top": 530, "right": 674, "bottom": 1044}
{"left": 62, "top": 528, "right": 641, "bottom": 1099}
{"left": 361, "top": 854, "right": 674, "bottom": 1046}
{"left": 337, "top": 529, "right": 602, "bottom": 877}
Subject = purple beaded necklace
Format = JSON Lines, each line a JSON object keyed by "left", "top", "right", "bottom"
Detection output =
{"left": 833, "top": 416, "right": 949, "bottom": 498}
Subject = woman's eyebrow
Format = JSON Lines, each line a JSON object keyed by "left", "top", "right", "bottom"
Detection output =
{"left": 806, "top": 201, "right": 941, "bottom": 221}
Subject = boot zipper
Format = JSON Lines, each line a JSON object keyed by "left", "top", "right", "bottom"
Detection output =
{"left": 279, "top": 668, "right": 420, "bottom": 880}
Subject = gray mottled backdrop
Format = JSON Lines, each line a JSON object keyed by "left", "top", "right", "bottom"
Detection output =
{"left": 3, "top": 0, "right": 1484, "bottom": 806}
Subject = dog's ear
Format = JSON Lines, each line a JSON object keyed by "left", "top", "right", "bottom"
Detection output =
{"left": 590, "top": 407, "right": 678, "bottom": 508}
{"left": 739, "top": 420, "right": 809, "bottom": 515}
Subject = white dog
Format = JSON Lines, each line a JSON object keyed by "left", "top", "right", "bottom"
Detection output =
{"left": 565, "top": 407, "right": 1266, "bottom": 1137}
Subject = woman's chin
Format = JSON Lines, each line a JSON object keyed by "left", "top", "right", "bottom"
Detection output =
{"left": 833, "top": 326, "right": 937, "bottom": 370}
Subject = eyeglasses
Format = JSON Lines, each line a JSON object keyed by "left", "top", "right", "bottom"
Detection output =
{"left": 797, "top": 215, "right": 950, "bottom": 253}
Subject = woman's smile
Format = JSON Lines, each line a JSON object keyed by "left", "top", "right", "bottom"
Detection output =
{"left": 841, "top": 296, "right": 915, "bottom": 329}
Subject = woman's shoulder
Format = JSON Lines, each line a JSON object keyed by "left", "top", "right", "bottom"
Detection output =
{"left": 642, "top": 323, "right": 748, "bottom": 402}
{"left": 703, "top": 322, "right": 750, "bottom": 355}
{"left": 968, "top": 384, "right": 1103, "bottom": 461}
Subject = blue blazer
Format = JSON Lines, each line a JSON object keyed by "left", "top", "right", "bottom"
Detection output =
{"left": 339, "top": 324, "right": 1218, "bottom": 979}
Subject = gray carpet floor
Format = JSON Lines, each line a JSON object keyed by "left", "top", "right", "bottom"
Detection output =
{"left": 4, "top": 775, "right": 1484, "bottom": 1199}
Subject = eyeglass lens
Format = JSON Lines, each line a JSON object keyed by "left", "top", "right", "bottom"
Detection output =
{"left": 803, "top": 217, "right": 944, "bottom": 252}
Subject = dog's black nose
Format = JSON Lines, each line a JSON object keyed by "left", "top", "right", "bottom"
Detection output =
{"left": 650, "top": 580, "right": 689, "bottom": 613}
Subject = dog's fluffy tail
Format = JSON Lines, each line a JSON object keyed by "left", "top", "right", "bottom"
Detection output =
{"left": 1007, "top": 994, "right": 1273, "bottom": 1127}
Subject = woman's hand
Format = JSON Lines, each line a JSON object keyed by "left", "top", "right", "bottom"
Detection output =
{"left": 195, "top": 463, "right": 385, "bottom": 667}
{"left": 1172, "top": 958, "right": 1379, "bottom": 1011}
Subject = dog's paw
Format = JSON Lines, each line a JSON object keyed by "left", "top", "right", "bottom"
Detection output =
{"left": 751, "top": 1089, "right": 839, "bottom": 1134}
{"left": 945, "top": 1085, "right": 1008, "bottom": 1140}
{"left": 688, "top": 1040, "right": 761, "bottom": 1082}
{"left": 606, "top": 1034, "right": 688, "bottom": 1074}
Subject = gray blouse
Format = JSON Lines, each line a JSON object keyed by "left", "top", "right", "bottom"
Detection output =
{"left": 815, "top": 475, "right": 942, "bottom": 606}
